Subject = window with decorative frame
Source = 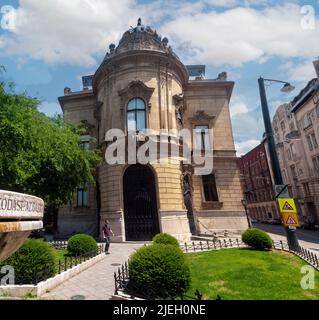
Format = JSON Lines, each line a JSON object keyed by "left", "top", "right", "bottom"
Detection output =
{"left": 118, "top": 80, "right": 154, "bottom": 133}
{"left": 303, "top": 112, "right": 312, "bottom": 129}
{"left": 127, "top": 98, "right": 146, "bottom": 132}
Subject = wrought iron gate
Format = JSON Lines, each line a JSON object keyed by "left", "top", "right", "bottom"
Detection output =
{"left": 123, "top": 165, "right": 160, "bottom": 241}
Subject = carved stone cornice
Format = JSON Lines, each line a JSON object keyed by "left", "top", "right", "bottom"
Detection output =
{"left": 188, "top": 110, "right": 215, "bottom": 125}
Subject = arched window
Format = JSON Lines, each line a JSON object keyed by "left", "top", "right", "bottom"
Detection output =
{"left": 127, "top": 98, "right": 146, "bottom": 132}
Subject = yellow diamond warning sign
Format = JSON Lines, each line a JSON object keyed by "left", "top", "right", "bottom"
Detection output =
{"left": 277, "top": 198, "right": 297, "bottom": 214}
{"left": 282, "top": 213, "right": 300, "bottom": 227}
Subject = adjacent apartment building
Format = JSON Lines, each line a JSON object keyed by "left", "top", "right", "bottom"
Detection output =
{"left": 238, "top": 138, "right": 280, "bottom": 222}
{"left": 272, "top": 60, "right": 319, "bottom": 226}
{"left": 57, "top": 19, "right": 248, "bottom": 241}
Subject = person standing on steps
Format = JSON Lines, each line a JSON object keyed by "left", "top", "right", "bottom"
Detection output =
{"left": 103, "top": 220, "right": 114, "bottom": 254}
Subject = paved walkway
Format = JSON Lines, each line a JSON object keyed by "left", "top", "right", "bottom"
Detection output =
{"left": 41, "top": 242, "right": 145, "bottom": 300}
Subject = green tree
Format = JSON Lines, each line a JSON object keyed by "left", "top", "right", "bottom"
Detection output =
{"left": 0, "top": 70, "right": 101, "bottom": 219}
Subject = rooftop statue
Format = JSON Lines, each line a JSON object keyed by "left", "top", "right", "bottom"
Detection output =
{"left": 102, "top": 18, "right": 178, "bottom": 63}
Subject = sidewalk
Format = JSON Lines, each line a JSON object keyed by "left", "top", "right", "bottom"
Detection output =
{"left": 41, "top": 242, "right": 144, "bottom": 300}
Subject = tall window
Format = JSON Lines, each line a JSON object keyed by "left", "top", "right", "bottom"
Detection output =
{"left": 77, "top": 185, "right": 88, "bottom": 207}
{"left": 290, "top": 165, "right": 297, "bottom": 179}
{"left": 303, "top": 112, "right": 312, "bottom": 129}
{"left": 195, "top": 125, "right": 210, "bottom": 150}
{"left": 307, "top": 135, "right": 313, "bottom": 151}
{"left": 202, "top": 174, "right": 219, "bottom": 201}
{"left": 311, "top": 132, "right": 318, "bottom": 149}
{"left": 127, "top": 98, "right": 146, "bottom": 132}
{"left": 312, "top": 155, "right": 319, "bottom": 173}
{"left": 303, "top": 182, "right": 311, "bottom": 196}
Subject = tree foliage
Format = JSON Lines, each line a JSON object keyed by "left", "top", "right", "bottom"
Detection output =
{"left": 0, "top": 71, "right": 101, "bottom": 206}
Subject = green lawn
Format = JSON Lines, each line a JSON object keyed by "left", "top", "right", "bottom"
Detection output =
{"left": 185, "top": 248, "right": 319, "bottom": 300}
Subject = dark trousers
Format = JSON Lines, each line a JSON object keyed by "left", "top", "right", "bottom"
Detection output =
{"left": 105, "top": 237, "right": 110, "bottom": 252}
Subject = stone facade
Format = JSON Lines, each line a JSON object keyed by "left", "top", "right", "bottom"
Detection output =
{"left": 238, "top": 141, "right": 280, "bottom": 222}
{"left": 57, "top": 20, "right": 248, "bottom": 241}
{"left": 272, "top": 65, "right": 319, "bottom": 226}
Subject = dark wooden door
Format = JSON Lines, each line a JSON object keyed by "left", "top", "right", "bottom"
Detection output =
{"left": 123, "top": 165, "right": 160, "bottom": 241}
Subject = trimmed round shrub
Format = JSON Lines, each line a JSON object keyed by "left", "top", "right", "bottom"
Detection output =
{"left": 128, "top": 244, "right": 190, "bottom": 299}
{"left": 0, "top": 239, "right": 55, "bottom": 284}
{"left": 242, "top": 228, "right": 273, "bottom": 250}
{"left": 67, "top": 234, "right": 97, "bottom": 256}
{"left": 152, "top": 233, "right": 179, "bottom": 247}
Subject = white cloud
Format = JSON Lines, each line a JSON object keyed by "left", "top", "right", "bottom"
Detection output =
{"left": 204, "top": 0, "right": 269, "bottom": 8}
{"left": 38, "top": 101, "right": 62, "bottom": 117}
{"left": 1, "top": 2, "right": 318, "bottom": 68}
{"left": 232, "top": 106, "right": 264, "bottom": 144}
{"left": 0, "top": 0, "right": 139, "bottom": 67}
{"left": 282, "top": 60, "right": 317, "bottom": 83}
{"left": 230, "top": 95, "right": 249, "bottom": 117}
{"left": 235, "top": 139, "right": 260, "bottom": 156}
{"left": 161, "top": 4, "right": 319, "bottom": 66}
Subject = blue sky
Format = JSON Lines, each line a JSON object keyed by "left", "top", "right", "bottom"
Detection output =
{"left": 1, "top": 0, "right": 319, "bottom": 155}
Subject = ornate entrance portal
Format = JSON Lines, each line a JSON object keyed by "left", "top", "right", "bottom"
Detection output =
{"left": 123, "top": 165, "right": 160, "bottom": 241}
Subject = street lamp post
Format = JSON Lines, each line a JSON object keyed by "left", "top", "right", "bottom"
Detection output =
{"left": 258, "top": 77, "right": 299, "bottom": 249}
{"left": 241, "top": 198, "right": 252, "bottom": 228}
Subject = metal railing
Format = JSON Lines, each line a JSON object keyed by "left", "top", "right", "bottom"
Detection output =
{"left": 114, "top": 238, "right": 319, "bottom": 299}
{"left": 114, "top": 262, "right": 203, "bottom": 300}
{"left": 180, "top": 238, "right": 244, "bottom": 253}
{"left": 56, "top": 244, "right": 104, "bottom": 276}
{"left": 273, "top": 240, "right": 319, "bottom": 270}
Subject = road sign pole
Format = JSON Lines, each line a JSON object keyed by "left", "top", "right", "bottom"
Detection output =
{"left": 258, "top": 78, "right": 299, "bottom": 250}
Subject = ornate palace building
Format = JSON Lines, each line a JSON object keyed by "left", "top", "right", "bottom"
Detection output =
{"left": 57, "top": 19, "right": 248, "bottom": 241}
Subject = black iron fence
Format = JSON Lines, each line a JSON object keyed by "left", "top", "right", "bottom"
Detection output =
{"left": 272, "top": 240, "right": 319, "bottom": 270}
{"left": 114, "top": 238, "right": 319, "bottom": 299}
{"left": 180, "top": 238, "right": 245, "bottom": 253}
{"left": 11, "top": 244, "right": 104, "bottom": 286}
{"left": 114, "top": 261, "right": 203, "bottom": 300}
{"left": 56, "top": 244, "right": 104, "bottom": 276}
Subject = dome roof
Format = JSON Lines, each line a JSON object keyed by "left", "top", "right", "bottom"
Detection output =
{"left": 102, "top": 18, "right": 180, "bottom": 62}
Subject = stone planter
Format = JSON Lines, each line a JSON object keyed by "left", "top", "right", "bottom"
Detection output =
{"left": 0, "top": 190, "right": 44, "bottom": 262}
